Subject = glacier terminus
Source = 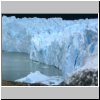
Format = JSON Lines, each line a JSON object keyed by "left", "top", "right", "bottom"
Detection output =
{"left": 2, "top": 16, "right": 98, "bottom": 85}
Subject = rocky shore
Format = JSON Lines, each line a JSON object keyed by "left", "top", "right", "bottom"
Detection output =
{"left": 64, "top": 69, "right": 98, "bottom": 86}
{"left": 2, "top": 80, "right": 48, "bottom": 86}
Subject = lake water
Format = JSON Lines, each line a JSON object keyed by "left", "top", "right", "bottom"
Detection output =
{"left": 2, "top": 51, "right": 62, "bottom": 81}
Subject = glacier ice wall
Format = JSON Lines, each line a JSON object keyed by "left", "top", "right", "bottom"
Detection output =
{"left": 2, "top": 16, "right": 98, "bottom": 76}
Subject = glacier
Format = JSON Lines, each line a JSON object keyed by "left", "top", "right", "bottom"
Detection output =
{"left": 2, "top": 16, "right": 98, "bottom": 78}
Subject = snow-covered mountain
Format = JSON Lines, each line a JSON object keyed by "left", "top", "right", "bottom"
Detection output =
{"left": 2, "top": 16, "right": 98, "bottom": 77}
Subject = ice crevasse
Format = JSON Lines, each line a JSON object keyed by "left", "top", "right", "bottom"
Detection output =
{"left": 2, "top": 16, "right": 98, "bottom": 77}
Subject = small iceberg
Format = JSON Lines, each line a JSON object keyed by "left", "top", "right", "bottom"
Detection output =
{"left": 15, "top": 71, "right": 63, "bottom": 85}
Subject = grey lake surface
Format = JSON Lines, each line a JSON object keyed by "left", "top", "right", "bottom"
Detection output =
{"left": 2, "top": 51, "right": 62, "bottom": 81}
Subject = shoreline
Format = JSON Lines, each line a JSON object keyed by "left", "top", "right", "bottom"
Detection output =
{"left": 2, "top": 69, "right": 98, "bottom": 86}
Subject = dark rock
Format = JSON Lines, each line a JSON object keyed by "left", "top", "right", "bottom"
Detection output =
{"left": 64, "top": 69, "right": 98, "bottom": 86}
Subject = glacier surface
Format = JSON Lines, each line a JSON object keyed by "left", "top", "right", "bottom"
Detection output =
{"left": 2, "top": 16, "right": 98, "bottom": 77}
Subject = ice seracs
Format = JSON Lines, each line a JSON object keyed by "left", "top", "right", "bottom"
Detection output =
{"left": 2, "top": 16, "right": 98, "bottom": 77}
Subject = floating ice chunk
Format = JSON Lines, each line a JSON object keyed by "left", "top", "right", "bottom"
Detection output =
{"left": 16, "top": 71, "right": 49, "bottom": 83}
{"left": 15, "top": 71, "right": 63, "bottom": 85}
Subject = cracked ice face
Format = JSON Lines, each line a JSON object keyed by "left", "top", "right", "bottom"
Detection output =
{"left": 2, "top": 16, "right": 98, "bottom": 76}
